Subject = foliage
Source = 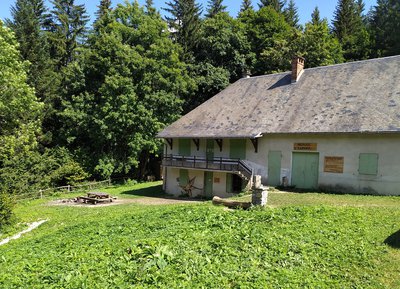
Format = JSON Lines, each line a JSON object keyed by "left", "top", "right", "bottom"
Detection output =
{"left": 0, "top": 147, "right": 89, "bottom": 196}
{"left": 0, "top": 21, "right": 43, "bottom": 165}
{"left": 0, "top": 192, "right": 14, "bottom": 230}
{"left": 205, "top": 0, "right": 227, "bottom": 18}
{"left": 239, "top": 0, "right": 253, "bottom": 13}
{"left": 196, "top": 12, "right": 254, "bottom": 81}
{"left": 284, "top": 0, "right": 300, "bottom": 28}
{"left": 299, "top": 18, "right": 344, "bottom": 68}
{"left": 164, "top": 0, "right": 202, "bottom": 58}
{"left": 258, "top": 0, "right": 286, "bottom": 12}
{"left": 59, "top": 2, "right": 191, "bottom": 179}
{"left": 1, "top": 185, "right": 400, "bottom": 287}
{"left": 185, "top": 63, "right": 230, "bottom": 112}
{"left": 332, "top": 0, "right": 370, "bottom": 61}
{"left": 369, "top": 0, "right": 400, "bottom": 57}
{"left": 244, "top": 6, "right": 293, "bottom": 75}
{"left": 46, "top": 0, "right": 89, "bottom": 68}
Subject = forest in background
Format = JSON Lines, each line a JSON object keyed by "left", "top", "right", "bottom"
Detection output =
{"left": 0, "top": 0, "right": 399, "bottom": 224}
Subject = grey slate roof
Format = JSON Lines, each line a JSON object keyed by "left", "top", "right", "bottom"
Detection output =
{"left": 158, "top": 55, "right": 400, "bottom": 138}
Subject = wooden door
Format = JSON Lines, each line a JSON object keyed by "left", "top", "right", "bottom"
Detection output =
{"left": 229, "top": 139, "right": 246, "bottom": 159}
{"left": 178, "top": 139, "right": 191, "bottom": 156}
{"left": 268, "top": 151, "right": 282, "bottom": 186}
{"left": 206, "top": 139, "right": 214, "bottom": 161}
{"left": 291, "top": 152, "right": 319, "bottom": 189}
{"left": 204, "top": 171, "right": 213, "bottom": 197}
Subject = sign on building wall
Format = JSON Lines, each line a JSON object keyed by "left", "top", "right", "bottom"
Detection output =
{"left": 293, "top": 143, "right": 318, "bottom": 151}
{"left": 324, "top": 156, "right": 344, "bottom": 173}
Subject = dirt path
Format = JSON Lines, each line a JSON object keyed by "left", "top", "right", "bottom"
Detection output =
{"left": 0, "top": 219, "right": 48, "bottom": 246}
{"left": 48, "top": 197, "right": 203, "bottom": 207}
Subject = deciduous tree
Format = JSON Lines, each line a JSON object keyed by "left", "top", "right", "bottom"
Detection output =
{"left": 60, "top": 2, "right": 192, "bottom": 179}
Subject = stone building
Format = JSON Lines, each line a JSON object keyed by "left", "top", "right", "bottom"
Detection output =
{"left": 157, "top": 56, "right": 400, "bottom": 196}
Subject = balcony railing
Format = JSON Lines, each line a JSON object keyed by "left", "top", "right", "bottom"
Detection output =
{"left": 162, "top": 155, "right": 253, "bottom": 180}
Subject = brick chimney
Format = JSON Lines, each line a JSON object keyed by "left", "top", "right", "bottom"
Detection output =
{"left": 291, "top": 56, "right": 305, "bottom": 83}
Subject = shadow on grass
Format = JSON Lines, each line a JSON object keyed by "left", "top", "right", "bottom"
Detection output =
{"left": 120, "top": 184, "right": 165, "bottom": 197}
{"left": 384, "top": 230, "right": 400, "bottom": 249}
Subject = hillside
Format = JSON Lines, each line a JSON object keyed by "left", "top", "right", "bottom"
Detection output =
{"left": 0, "top": 182, "right": 399, "bottom": 288}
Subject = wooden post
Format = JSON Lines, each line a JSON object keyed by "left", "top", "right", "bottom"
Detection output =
{"left": 40, "top": 190, "right": 43, "bottom": 199}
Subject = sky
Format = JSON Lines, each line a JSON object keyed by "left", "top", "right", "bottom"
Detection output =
{"left": 0, "top": 0, "right": 377, "bottom": 26}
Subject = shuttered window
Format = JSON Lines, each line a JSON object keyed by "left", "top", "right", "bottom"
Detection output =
{"left": 358, "top": 153, "right": 378, "bottom": 175}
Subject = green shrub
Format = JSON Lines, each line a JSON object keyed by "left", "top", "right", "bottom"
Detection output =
{"left": 0, "top": 192, "right": 14, "bottom": 230}
{"left": 0, "top": 147, "right": 89, "bottom": 196}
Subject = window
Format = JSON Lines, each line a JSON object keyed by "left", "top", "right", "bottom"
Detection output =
{"left": 358, "top": 153, "right": 378, "bottom": 175}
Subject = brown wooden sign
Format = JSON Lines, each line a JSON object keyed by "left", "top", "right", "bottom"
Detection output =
{"left": 293, "top": 143, "right": 317, "bottom": 151}
{"left": 324, "top": 156, "right": 344, "bottom": 173}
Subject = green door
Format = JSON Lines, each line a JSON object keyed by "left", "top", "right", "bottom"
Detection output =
{"left": 268, "top": 151, "right": 282, "bottom": 186}
{"left": 229, "top": 139, "right": 246, "bottom": 159}
{"left": 179, "top": 169, "right": 189, "bottom": 186}
{"left": 179, "top": 139, "right": 191, "bottom": 156}
{"left": 291, "top": 152, "right": 319, "bottom": 189}
{"left": 206, "top": 139, "right": 214, "bottom": 161}
{"left": 204, "top": 171, "right": 213, "bottom": 197}
{"left": 226, "top": 173, "right": 233, "bottom": 193}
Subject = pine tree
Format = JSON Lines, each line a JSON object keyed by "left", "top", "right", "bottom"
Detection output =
{"left": 370, "top": 0, "right": 400, "bottom": 57}
{"left": 164, "top": 0, "right": 202, "bottom": 57}
{"left": 332, "top": 0, "right": 370, "bottom": 60}
{"left": 284, "top": 0, "right": 299, "bottom": 28}
{"left": 145, "top": 0, "right": 156, "bottom": 15}
{"left": 258, "top": 0, "right": 286, "bottom": 12}
{"left": 240, "top": 0, "right": 253, "bottom": 13}
{"left": 94, "top": 0, "right": 112, "bottom": 31}
{"left": 311, "top": 6, "right": 323, "bottom": 25}
{"left": 300, "top": 17, "right": 344, "bottom": 68}
{"left": 5, "top": 0, "right": 59, "bottom": 144}
{"left": 6, "top": 0, "right": 49, "bottom": 86}
{"left": 47, "top": 0, "right": 89, "bottom": 68}
{"left": 205, "top": 0, "right": 227, "bottom": 18}
{"left": 95, "top": 0, "right": 112, "bottom": 20}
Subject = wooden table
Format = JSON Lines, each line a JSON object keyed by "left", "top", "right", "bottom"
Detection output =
{"left": 77, "top": 192, "right": 114, "bottom": 204}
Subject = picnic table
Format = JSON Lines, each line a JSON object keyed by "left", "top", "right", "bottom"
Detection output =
{"left": 77, "top": 192, "right": 115, "bottom": 204}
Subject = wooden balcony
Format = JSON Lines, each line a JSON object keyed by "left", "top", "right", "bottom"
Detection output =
{"left": 162, "top": 155, "right": 253, "bottom": 180}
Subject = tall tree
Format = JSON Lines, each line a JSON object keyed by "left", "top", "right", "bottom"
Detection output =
{"left": 0, "top": 20, "right": 43, "bottom": 165}
{"left": 6, "top": 0, "right": 50, "bottom": 95}
{"left": 300, "top": 16, "right": 344, "bottom": 68}
{"left": 258, "top": 0, "right": 286, "bottom": 12}
{"left": 145, "top": 0, "right": 156, "bottom": 15}
{"left": 94, "top": 0, "right": 113, "bottom": 32}
{"left": 311, "top": 6, "right": 323, "bottom": 25}
{"left": 205, "top": 0, "right": 227, "bottom": 18}
{"left": 240, "top": 0, "right": 253, "bottom": 13}
{"left": 164, "top": 0, "right": 202, "bottom": 58}
{"left": 60, "top": 2, "right": 193, "bottom": 179}
{"left": 95, "top": 0, "right": 112, "bottom": 21}
{"left": 6, "top": 0, "right": 60, "bottom": 145}
{"left": 197, "top": 13, "right": 254, "bottom": 81}
{"left": 47, "top": 0, "right": 89, "bottom": 68}
{"left": 332, "top": 0, "right": 370, "bottom": 61}
{"left": 284, "top": 0, "right": 299, "bottom": 28}
{"left": 245, "top": 6, "right": 293, "bottom": 74}
{"left": 370, "top": 0, "right": 400, "bottom": 57}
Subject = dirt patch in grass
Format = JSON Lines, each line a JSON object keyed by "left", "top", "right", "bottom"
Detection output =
{"left": 47, "top": 197, "right": 202, "bottom": 207}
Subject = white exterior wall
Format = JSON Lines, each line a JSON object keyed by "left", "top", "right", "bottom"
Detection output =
{"left": 164, "top": 134, "right": 400, "bottom": 196}
{"left": 164, "top": 167, "right": 235, "bottom": 198}
{"left": 245, "top": 134, "right": 400, "bottom": 195}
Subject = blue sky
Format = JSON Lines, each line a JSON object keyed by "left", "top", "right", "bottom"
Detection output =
{"left": 0, "top": 0, "right": 377, "bottom": 25}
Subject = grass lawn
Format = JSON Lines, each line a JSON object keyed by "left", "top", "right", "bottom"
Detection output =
{"left": 0, "top": 182, "right": 399, "bottom": 288}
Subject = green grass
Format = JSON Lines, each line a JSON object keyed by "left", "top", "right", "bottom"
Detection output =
{"left": 0, "top": 182, "right": 399, "bottom": 288}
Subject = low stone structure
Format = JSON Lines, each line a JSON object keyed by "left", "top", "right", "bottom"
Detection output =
{"left": 252, "top": 175, "right": 268, "bottom": 206}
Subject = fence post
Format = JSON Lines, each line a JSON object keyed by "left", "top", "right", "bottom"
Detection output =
{"left": 67, "top": 185, "right": 71, "bottom": 192}
{"left": 40, "top": 190, "right": 43, "bottom": 199}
